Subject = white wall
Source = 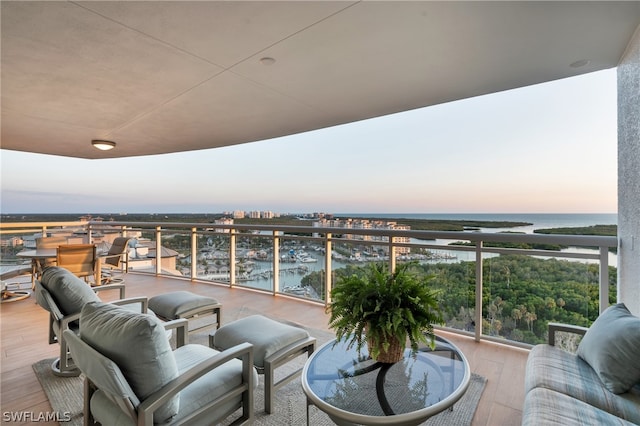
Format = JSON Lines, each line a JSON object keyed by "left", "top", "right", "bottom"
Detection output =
{"left": 617, "top": 25, "right": 640, "bottom": 316}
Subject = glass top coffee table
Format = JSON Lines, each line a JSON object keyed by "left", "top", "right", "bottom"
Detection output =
{"left": 302, "top": 335, "right": 470, "bottom": 426}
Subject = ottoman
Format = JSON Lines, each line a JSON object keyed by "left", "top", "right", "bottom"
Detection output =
{"left": 148, "top": 291, "right": 222, "bottom": 335}
{"left": 210, "top": 314, "right": 316, "bottom": 413}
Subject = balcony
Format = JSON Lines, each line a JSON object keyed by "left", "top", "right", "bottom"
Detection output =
{"left": 0, "top": 219, "right": 617, "bottom": 424}
{"left": 1, "top": 4, "right": 637, "bottom": 423}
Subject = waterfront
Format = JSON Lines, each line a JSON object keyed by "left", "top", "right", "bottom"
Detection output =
{"left": 224, "top": 213, "right": 618, "bottom": 294}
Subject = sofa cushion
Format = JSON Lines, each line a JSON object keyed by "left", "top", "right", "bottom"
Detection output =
{"left": 523, "top": 387, "right": 637, "bottom": 426}
{"left": 80, "top": 302, "right": 179, "bottom": 423}
{"left": 526, "top": 344, "right": 640, "bottom": 424}
{"left": 40, "top": 266, "right": 99, "bottom": 315}
{"left": 577, "top": 303, "right": 640, "bottom": 394}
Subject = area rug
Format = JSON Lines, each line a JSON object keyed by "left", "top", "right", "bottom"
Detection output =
{"left": 33, "top": 312, "right": 486, "bottom": 425}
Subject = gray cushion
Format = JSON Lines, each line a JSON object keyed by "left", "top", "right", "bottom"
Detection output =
{"left": 577, "top": 303, "right": 640, "bottom": 394}
{"left": 148, "top": 291, "right": 219, "bottom": 319}
{"left": 213, "top": 315, "right": 309, "bottom": 367}
{"left": 173, "top": 344, "right": 259, "bottom": 424}
{"left": 523, "top": 387, "right": 637, "bottom": 426}
{"left": 40, "top": 266, "right": 99, "bottom": 315}
{"left": 80, "top": 301, "right": 179, "bottom": 423}
{"left": 91, "top": 390, "right": 137, "bottom": 426}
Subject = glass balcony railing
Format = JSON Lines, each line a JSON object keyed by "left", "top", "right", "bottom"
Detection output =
{"left": 0, "top": 219, "right": 617, "bottom": 348}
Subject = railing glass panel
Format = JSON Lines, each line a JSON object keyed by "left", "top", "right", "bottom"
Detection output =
{"left": 0, "top": 220, "right": 617, "bottom": 349}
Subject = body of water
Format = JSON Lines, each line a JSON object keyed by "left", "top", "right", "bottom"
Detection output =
{"left": 240, "top": 213, "right": 618, "bottom": 293}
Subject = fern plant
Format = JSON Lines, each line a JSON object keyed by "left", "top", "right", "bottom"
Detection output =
{"left": 327, "top": 261, "right": 444, "bottom": 362}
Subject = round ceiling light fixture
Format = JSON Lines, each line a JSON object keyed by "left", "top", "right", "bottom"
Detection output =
{"left": 570, "top": 59, "right": 591, "bottom": 68}
{"left": 91, "top": 139, "right": 116, "bottom": 151}
{"left": 260, "top": 57, "right": 276, "bottom": 66}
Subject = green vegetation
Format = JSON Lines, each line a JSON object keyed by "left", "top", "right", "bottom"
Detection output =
{"left": 328, "top": 262, "right": 444, "bottom": 361}
{"left": 534, "top": 224, "right": 617, "bottom": 236}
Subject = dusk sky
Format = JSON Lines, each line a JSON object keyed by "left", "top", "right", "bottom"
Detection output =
{"left": 1, "top": 69, "right": 617, "bottom": 215}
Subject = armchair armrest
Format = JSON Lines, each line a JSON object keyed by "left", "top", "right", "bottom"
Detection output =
{"left": 94, "top": 283, "right": 126, "bottom": 299}
{"left": 59, "top": 311, "right": 82, "bottom": 330}
{"left": 52, "top": 311, "right": 81, "bottom": 344}
{"left": 111, "top": 296, "right": 149, "bottom": 313}
{"left": 163, "top": 318, "right": 189, "bottom": 347}
{"left": 138, "top": 342, "right": 254, "bottom": 426}
{"left": 548, "top": 322, "right": 588, "bottom": 346}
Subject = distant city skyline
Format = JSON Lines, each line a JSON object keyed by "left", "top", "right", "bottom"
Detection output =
{"left": 1, "top": 69, "right": 617, "bottom": 215}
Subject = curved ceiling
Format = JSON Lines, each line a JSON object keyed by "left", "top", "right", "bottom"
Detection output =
{"left": 2, "top": 1, "right": 639, "bottom": 159}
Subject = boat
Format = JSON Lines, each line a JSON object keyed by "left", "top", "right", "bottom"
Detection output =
{"left": 297, "top": 254, "right": 318, "bottom": 263}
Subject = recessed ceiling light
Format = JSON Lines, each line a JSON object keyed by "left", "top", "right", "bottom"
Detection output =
{"left": 570, "top": 59, "right": 591, "bottom": 68}
{"left": 91, "top": 140, "right": 116, "bottom": 151}
{"left": 260, "top": 57, "right": 276, "bottom": 66}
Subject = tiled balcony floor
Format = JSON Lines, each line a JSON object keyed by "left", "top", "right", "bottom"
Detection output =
{"left": 1, "top": 273, "right": 528, "bottom": 425}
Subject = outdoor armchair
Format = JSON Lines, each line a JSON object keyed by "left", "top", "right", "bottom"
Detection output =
{"left": 34, "top": 266, "right": 140, "bottom": 377}
{"left": 64, "top": 302, "right": 256, "bottom": 426}
{"left": 56, "top": 244, "right": 100, "bottom": 285}
{"left": 100, "top": 237, "right": 131, "bottom": 284}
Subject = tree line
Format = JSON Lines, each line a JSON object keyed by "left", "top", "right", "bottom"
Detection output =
{"left": 302, "top": 254, "right": 615, "bottom": 345}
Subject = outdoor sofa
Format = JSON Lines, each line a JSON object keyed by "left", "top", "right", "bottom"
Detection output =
{"left": 522, "top": 303, "right": 640, "bottom": 425}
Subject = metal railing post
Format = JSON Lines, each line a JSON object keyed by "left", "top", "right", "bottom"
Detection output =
{"left": 155, "top": 226, "right": 162, "bottom": 275}
{"left": 475, "top": 241, "right": 483, "bottom": 342}
{"left": 229, "top": 229, "right": 236, "bottom": 287}
{"left": 388, "top": 236, "right": 396, "bottom": 273}
{"left": 273, "top": 231, "right": 280, "bottom": 294}
{"left": 324, "top": 233, "right": 332, "bottom": 306}
{"left": 599, "top": 246, "right": 610, "bottom": 314}
{"left": 191, "top": 227, "right": 197, "bottom": 281}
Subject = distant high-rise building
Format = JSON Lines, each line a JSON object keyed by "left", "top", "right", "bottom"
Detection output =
{"left": 312, "top": 218, "right": 411, "bottom": 254}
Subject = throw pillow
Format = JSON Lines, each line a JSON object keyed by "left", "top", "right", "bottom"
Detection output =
{"left": 577, "top": 303, "right": 640, "bottom": 393}
{"left": 40, "top": 266, "right": 100, "bottom": 315}
{"left": 80, "top": 301, "right": 179, "bottom": 422}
